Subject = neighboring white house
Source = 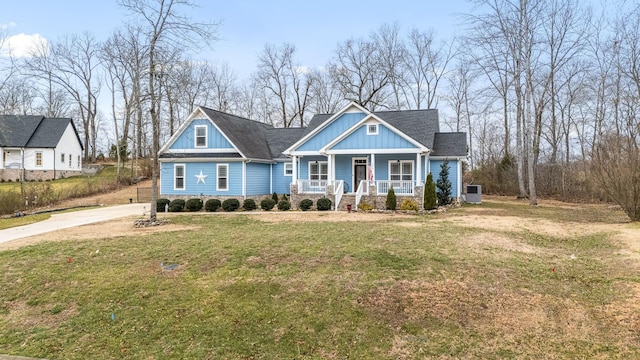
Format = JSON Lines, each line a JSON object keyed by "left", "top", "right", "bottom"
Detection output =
{"left": 0, "top": 115, "right": 84, "bottom": 181}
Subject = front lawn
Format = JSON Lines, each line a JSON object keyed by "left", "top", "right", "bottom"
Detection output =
{"left": 0, "top": 201, "right": 638, "bottom": 358}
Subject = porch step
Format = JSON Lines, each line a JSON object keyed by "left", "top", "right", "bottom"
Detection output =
{"left": 336, "top": 194, "right": 357, "bottom": 211}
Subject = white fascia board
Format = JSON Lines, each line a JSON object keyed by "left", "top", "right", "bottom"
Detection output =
{"left": 287, "top": 150, "right": 323, "bottom": 156}
{"left": 282, "top": 101, "right": 370, "bottom": 155}
{"left": 165, "top": 148, "right": 240, "bottom": 154}
{"left": 429, "top": 155, "right": 467, "bottom": 160}
{"left": 326, "top": 148, "right": 424, "bottom": 155}
{"left": 159, "top": 157, "right": 246, "bottom": 163}
{"left": 157, "top": 106, "right": 246, "bottom": 158}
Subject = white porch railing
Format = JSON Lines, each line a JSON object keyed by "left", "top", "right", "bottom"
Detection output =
{"left": 355, "top": 180, "right": 367, "bottom": 209}
{"left": 334, "top": 180, "right": 344, "bottom": 211}
{"left": 298, "top": 180, "right": 327, "bottom": 194}
{"left": 377, "top": 181, "right": 416, "bottom": 195}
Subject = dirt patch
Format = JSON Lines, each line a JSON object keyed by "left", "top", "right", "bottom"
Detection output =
{"left": 4, "top": 301, "right": 79, "bottom": 330}
{"left": 464, "top": 232, "right": 543, "bottom": 255}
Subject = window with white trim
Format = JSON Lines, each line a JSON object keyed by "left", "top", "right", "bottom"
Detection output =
{"left": 77, "top": 155, "right": 81, "bottom": 168}
{"left": 284, "top": 162, "right": 293, "bottom": 176}
{"left": 60, "top": 153, "right": 65, "bottom": 163}
{"left": 195, "top": 125, "right": 207, "bottom": 148}
{"left": 36, "top": 152, "right": 43, "bottom": 167}
{"left": 367, "top": 123, "right": 378, "bottom": 135}
{"left": 174, "top": 164, "right": 185, "bottom": 190}
{"left": 389, "top": 160, "right": 413, "bottom": 181}
{"left": 69, "top": 154, "right": 72, "bottom": 167}
{"left": 217, "top": 164, "right": 228, "bottom": 191}
{"left": 309, "top": 161, "right": 328, "bottom": 181}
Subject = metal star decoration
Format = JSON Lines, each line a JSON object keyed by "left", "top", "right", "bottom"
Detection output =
{"left": 195, "top": 170, "right": 208, "bottom": 184}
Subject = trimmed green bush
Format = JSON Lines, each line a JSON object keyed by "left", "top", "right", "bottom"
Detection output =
{"left": 277, "top": 200, "right": 291, "bottom": 211}
{"left": 317, "top": 197, "right": 332, "bottom": 211}
{"left": 272, "top": 192, "right": 279, "bottom": 203}
{"left": 205, "top": 199, "right": 221, "bottom": 212}
{"left": 157, "top": 198, "right": 171, "bottom": 212}
{"left": 185, "top": 198, "right": 203, "bottom": 212}
{"left": 281, "top": 194, "right": 288, "bottom": 202}
{"left": 243, "top": 199, "right": 257, "bottom": 211}
{"left": 299, "top": 198, "right": 313, "bottom": 211}
{"left": 437, "top": 160, "right": 452, "bottom": 206}
{"left": 424, "top": 172, "right": 437, "bottom": 210}
{"left": 260, "top": 198, "right": 276, "bottom": 211}
{"left": 386, "top": 187, "right": 397, "bottom": 210}
{"left": 169, "top": 199, "right": 185, "bottom": 212}
{"left": 222, "top": 198, "right": 240, "bottom": 212}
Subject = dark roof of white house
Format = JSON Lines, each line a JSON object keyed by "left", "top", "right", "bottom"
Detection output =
{"left": 0, "top": 115, "right": 83, "bottom": 149}
{"left": 431, "top": 132, "right": 468, "bottom": 157}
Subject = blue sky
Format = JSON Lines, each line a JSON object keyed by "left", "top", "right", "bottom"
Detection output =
{"left": 1, "top": 0, "right": 474, "bottom": 80}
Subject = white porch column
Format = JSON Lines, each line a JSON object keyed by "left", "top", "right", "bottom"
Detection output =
{"left": 291, "top": 155, "right": 297, "bottom": 185}
{"left": 327, "top": 154, "right": 334, "bottom": 185}
{"left": 416, "top": 152, "right": 422, "bottom": 184}
{"left": 370, "top": 153, "right": 376, "bottom": 185}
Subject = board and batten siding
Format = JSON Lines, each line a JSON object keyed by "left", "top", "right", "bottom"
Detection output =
{"left": 330, "top": 123, "right": 415, "bottom": 150}
{"left": 428, "top": 159, "right": 460, "bottom": 198}
{"left": 169, "top": 119, "right": 234, "bottom": 150}
{"left": 245, "top": 163, "right": 270, "bottom": 195}
{"left": 271, "top": 161, "right": 292, "bottom": 195}
{"left": 296, "top": 112, "right": 364, "bottom": 152}
{"left": 160, "top": 161, "right": 243, "bottom": 196}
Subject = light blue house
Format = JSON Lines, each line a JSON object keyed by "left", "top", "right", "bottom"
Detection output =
{"left": 159, "top": 102, "right": 467, "bottom": 210}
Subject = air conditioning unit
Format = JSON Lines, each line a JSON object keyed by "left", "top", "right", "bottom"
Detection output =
{"left": 466, "top": 185, "right": 482, "bottom": 204}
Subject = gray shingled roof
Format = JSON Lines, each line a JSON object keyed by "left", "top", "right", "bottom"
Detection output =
{"left": 430, "top": 132, "right": 468, "bottom": 157}
{"left": 0, "top": 115, "right": 82, "bottom": 149}
{"left": 264, "top": 127, "right": 308, "bottom": 158}
{"left": 0, "top": 115, "right": 43, "bottom": 147}
{"left": 306, "top": 109, "right": 441, "bottom": 149}
{"left": 200, "top": 107, "right": 273, "bottom": 160}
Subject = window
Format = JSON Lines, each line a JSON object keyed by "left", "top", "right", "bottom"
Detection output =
{"left": 77, "top": 155, "right": 81, "bottom": 168}
{"left": 60, "top": 153, "right": 65, "bottom": 163}
{"left": 389, "top": 160, "right": 413, "bottom": 181}
{"left": 195, "top": 125, "right": 207, "bottom": 148}
{"left": 36, "top": 152, "right": 43, "bottom": 167}
{"left": 174, "top": 164, "right": 185, "bottom": 190}
{"left": 367, "top": 123, "right": 378, "bottom": 135}
{"left": 217, "top": 164, "right": 228, "bottom": 191}
{"left": 284, "top": 162, "right": 293, "bottom": 176}
{"left": 309, "top": 161, "right": 328, "bottom": 181}
{"left": 69, "top": 154, "right": 72, "bottom": 167}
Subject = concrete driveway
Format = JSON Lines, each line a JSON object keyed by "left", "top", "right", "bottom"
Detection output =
{"left": 0, "top": 203, "right": 149, "bottom": 245}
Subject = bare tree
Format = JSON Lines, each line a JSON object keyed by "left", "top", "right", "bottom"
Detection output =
{"left": 329, "top": 37, "right": 391, "bottom": 110}
{"left": 255, "top": 43, "right": 313, "bottom": 127}
{"left": 118, "top": 0, "right": 218, "bottom": 222}
{"left": 25, "top": 32, "right": 102, "bottom": 161}
{"left": 403, "top": 28, "right": 455, "bottom": 109}
{"left": 309, "top": 68, "right": 344, "bottom": 114}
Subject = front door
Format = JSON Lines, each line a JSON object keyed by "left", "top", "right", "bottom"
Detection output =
{"left": 354, "top": 164, "right": 367, "bottom": 192}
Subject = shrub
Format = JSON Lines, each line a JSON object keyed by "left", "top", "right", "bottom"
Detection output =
{"left": 386, "top": 187, "right": 397, "bottom": 210}
{"left": 400, "top": 198, "right": 419, "bottom": 211}
{"left": 436, "top": 160, "right": 452, "bottom": 206}
{"left": 280, "top": 194, "right": 288, "bottom": 202}
{"left": 317, "top": 197, "right": 332, "bottom": 211}
{"left": 169, "top": 199, "right": 185, "bottom": 212}
{"left": 156, "top": 198, "right": 171, "bottom": 212}
{"left": 243, "top": 199, "right": 257, "bottom": 211}
{"left": 222, "top": 198, "right": 240, "bottom": 212}
{"left": 299, "top": 198, "right": 313, "bottom": 211}
{"left": 358, "top": 201, "right": 374, "bottom": 211}
{"left": 272, "top": 192, "right": 279, "bottom": 203}
{"left": 260, "top": 198, "right": 276, "bottom": 211}
{"left": 277, "top": 200, "right": 291, "bottom": 211}
{"left": 205, "top": 199, "right": 221, "bottom": 212}
{"left": 424, "top": 173, "right": 437, "bottom": 210}
{"left": 185, "top": 198, "right": 203, "bottom": 212}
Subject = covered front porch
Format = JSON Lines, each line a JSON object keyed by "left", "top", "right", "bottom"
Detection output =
{"left": 289, "top": 152, "right": 427, "bottom": 211}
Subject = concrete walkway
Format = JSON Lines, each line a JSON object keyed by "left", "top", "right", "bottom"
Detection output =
{"left": 0, "top": 203, "right": 149, "bottom": 244}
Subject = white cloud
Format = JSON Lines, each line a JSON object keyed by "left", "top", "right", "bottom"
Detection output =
{"left": 0, "top": 22, "right": 17, "bottom": 30}
{"left": 0, "top": 33, "right": 48, "bottom": 58}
